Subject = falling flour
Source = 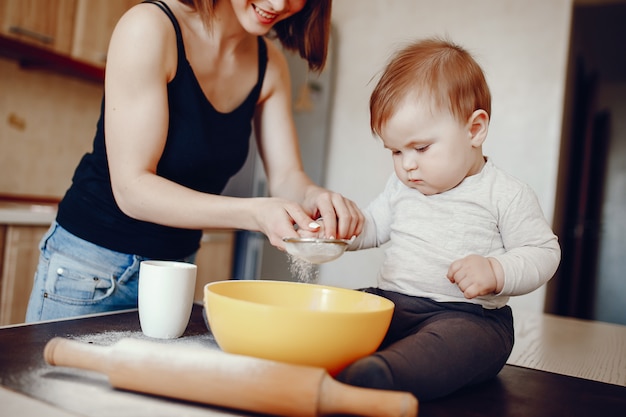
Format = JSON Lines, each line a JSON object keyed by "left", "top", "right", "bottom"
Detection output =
{"left": 287, "top": 254, "right": 319, "bottom": 283}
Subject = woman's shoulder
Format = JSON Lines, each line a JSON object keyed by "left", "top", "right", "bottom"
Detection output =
{"left": 113, "top": 3, "right": 176, "bottom": 42}
{"left": 258, "top": 38, "right": 291, "bottom": 101}
{"left": 263, "top": 37, "right": 287, "bottom": 61}
{"left": 107, "top": 2, "right": 178, "bottom": 81}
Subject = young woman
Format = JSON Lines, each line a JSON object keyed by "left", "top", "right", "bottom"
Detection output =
{"left": 26, "top": 0, "right": 363, "bottom": 322}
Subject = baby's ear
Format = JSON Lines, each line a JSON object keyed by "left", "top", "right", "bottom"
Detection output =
{"left": 468, "top": 109, "right": 489, "bottom": 147}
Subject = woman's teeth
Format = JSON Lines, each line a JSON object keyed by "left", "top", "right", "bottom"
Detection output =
{"left": 254, "top": 5, "right": 277, "bottom": 20}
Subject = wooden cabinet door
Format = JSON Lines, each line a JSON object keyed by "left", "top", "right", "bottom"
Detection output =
{"left": 194, "top": 231, "right": 235, "bottom": 303}
{"left": 0, "top": 0, "right": 77, "bottom": 54}
{"left": 0, "top": 225, "right": 48, "bottom": 326}
{"left": 71, "top": 0, "right": 140, "bottom": 67}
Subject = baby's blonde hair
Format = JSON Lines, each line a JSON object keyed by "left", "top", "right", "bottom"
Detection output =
{"left": 370, "top": 37, "right": 491, "bottom": 136}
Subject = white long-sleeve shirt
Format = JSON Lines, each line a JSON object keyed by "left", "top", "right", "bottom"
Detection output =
{"left": 349, "top": 158, "right": 561, "bottom": 309}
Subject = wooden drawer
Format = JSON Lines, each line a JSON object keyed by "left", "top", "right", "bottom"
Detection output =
{"left": 0, "top": 225, "right": 48, "bottom": 325}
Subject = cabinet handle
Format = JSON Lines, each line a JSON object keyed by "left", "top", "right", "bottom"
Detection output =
{"left": 9, "top": 26, "right": 54, "bottom": 45}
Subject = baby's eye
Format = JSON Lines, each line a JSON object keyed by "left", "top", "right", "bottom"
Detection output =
{"left": 416, "top": 144, "right": 430, "bottom": 152}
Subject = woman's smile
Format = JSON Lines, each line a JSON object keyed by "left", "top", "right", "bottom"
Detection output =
{"left": 253, "top": 4, "right": 278, "bottom": 23}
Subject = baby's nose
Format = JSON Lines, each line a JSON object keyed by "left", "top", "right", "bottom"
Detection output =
{"left": 403, "top": 155, "right": 418, "bottom": 171}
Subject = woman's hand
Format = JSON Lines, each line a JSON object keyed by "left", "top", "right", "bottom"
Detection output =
{"left": 253, "top": 41, "right": 363, "bottom": 243}
{"left": 252, "top": 197, "right": 323, "bottom": 250}
{"left": 302, "top": 186, "right": 364, "bottom": 240}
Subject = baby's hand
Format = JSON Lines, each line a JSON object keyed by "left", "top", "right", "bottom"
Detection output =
{"left": 446, "top": 255, "right": 500, "bottom": 299}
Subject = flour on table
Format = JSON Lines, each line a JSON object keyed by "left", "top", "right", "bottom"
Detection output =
{"left": 70, "top": 330, "right": 215, "bottom": 349}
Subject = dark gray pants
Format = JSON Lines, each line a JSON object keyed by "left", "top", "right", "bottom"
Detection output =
{"left": 336, "top": 288, "right": 514, "bottom": 401}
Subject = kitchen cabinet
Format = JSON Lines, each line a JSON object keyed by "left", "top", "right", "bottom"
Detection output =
{"left": 0, "top": 0, "right": 139, "bottom": 82}
{"left": 0, "top": 224, "right": 235, "bottom": 326}
{"left": 0, "top": 0, "right": 77, "bottom": 55}
{"left": 0, "top": 225, "right": 48, "bottom": 326}
{"left": 71, "top": 0, "right": 140, "bottom": 67}
{"left": 194, "top": 231, "right": 235, "bottom": 302}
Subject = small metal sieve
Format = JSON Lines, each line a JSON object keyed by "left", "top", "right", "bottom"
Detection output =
{"left": 283, "top": 237, "right": 350, "bottom": 264}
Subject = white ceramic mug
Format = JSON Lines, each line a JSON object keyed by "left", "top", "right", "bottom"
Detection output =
{"left": 138, "top": 260, "right": 197, "bottom": 339}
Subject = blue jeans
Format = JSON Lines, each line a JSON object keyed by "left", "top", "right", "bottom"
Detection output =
{"left": 25, "top": 222, "right": 195, "bottom": 322}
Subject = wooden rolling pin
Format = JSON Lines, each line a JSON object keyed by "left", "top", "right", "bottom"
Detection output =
{"left": 44, "top": 337, "right": 418, "bottom": 417}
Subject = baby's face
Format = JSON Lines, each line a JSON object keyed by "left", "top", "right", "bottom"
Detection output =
{"left": 380, "top": 97, "right": 484, "bottom": 195}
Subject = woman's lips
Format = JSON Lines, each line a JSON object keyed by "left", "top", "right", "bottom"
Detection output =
{"left": 253, "top": 4, "right": 278, "bottom": 23}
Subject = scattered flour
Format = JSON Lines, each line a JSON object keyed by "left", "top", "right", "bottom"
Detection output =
{"left": 70, "top": 329, "right": 215, "bottom": 349}
{"left": 35, "top": 332, "right": 256, "bottom": 416}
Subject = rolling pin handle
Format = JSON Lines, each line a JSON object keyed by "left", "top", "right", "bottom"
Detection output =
{"left": 44, "top": 337, "right": 110, "bottom": 374}
{"left": 317, "top": 374, "right": 418, "bottom": 417}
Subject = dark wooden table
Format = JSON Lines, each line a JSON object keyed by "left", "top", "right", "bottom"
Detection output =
{"left": 1, "top": 303, "right": 625, "bottom": 417}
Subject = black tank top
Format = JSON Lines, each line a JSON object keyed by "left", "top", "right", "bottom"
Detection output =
{"left": 57, "top": 0, "right": 268, "bottom": 259}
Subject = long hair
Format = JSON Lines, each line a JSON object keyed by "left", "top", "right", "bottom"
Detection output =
{"left": 178, "top": 0, "right": 332, "bottom": 72}
{"left": 271, "top": 0, "right": 332, "bottom": 72}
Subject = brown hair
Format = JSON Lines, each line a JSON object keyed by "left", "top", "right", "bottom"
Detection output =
{"left": 178, "top": 0, "right": 332, "bottom": 72}
{"left": 370, "top": 37, "right": 491, "bottom": 136}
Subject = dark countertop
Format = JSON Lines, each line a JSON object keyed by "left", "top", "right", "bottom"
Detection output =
{"left": 0, "top": 303, "right": 246, "bottom": 417}
{"left": 1, "top": 303, "right": 625, "bottom": 417}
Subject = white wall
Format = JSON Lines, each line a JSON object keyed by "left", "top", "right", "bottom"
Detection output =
{"left": 318, "top": 0, "right": 573, "bottom": 313}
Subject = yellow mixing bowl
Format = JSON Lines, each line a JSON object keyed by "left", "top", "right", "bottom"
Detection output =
{"left": 203, "top": 280, "right": 394, "bottom": 375}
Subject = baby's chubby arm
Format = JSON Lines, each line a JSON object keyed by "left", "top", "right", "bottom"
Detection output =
{"left": 447, "top": 255, "right": 505, "bottom": 299}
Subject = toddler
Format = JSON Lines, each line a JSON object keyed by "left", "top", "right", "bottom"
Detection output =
{"left": 333, "top": 37, "right": 561, "bottom": 401}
